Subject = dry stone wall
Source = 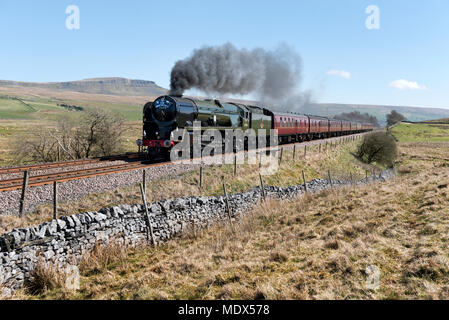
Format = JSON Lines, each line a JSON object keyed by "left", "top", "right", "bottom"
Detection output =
{"left": 0, "top": 169, "right": 395, "bottom": 292}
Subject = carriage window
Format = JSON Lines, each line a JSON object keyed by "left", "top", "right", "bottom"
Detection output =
{"left": 280, "top": 117, "right": 283, "bottom": 127}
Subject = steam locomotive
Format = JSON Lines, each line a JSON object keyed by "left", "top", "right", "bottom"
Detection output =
{"left": 141, "top": 95, "right": 374, "bottom": 159}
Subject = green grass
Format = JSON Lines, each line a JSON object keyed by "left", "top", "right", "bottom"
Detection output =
{"left": 0, "top": 94, "right": 144, "bottom": 167}
{"left": 0, "top": 97, "right": 35, "bottom": 119}
{"left": 391, "top": 122, "right": 449, "bottom": 142}
{"left": 0, "top": 95, "right": 143, "bottom": 121}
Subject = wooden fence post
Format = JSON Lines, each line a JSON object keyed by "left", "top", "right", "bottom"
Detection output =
{"left": 279, "top": 148, "right": 283, "bottom": 164}
{"left": 302, "top": 170, "right": 308, "bottom": 193}
{"left": 19, "top": 170, "right": 29, "bottom": 217}
{"left": 222, "top": 177, "right": 233, "bottom": 227}
{"left": 53, "top": 181, "right": 58, "bottom": 220}
{"left": 199, "top": 165, "right": 203, "bottom": 189}
{"left": 328, "top": 170, "right": 333, "bottom": 189}
{"left": 319, "top": 143, "right": 321, "bottom": 153}
{"left": 293, "top": 145, "right": 296, "bottom": 160}
{"left": 304, "top": 145, "right": 307, "bottom": 159}
{"left": 259, "top": 172, "right": 266, "bottom": 201}
{"left": 139, "top": 183, "right": 156, "bottom": 246}
{"left": 142, "top": 169, "right": 147, "bottom": 194}
{"left": 234, "top": 155, "right": 237, "bottom": 176}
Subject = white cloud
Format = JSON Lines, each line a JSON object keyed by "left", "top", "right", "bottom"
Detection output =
{"left": 389, "top": 79, "right": 427, "bottom": 91}
{"left": 327, "top": 69, "right": 351, "bottom": 79}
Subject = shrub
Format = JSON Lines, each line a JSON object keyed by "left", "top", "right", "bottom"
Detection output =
{"left": 386, "top": 110, "right": 406, "bottom": 127}
{"left": 355, "top": 132, "right": 397, "bottom": 167}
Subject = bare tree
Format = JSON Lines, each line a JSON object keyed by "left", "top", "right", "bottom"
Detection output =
{"left": 11, "top": 109, "right": 126, "bottom": 164}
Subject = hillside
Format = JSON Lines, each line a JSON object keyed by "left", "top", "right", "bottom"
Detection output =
{"left": 1, "top": 78, "right": 449, "bottom": 125}
{"left": 0, "top": 78, "right": 167, "bottom": 97}
{"left": 302, "top": 103, "right": 449, "bottom": 125}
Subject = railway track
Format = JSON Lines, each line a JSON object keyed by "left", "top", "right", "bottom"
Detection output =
{"left": 0, "top": 133, "right": 365, "bottom": 193}
{"left": 0, "top": 153, "right": 143, "bottom": 175}
{"left": 0, "top": 160, "right": 170, "bottom": 192}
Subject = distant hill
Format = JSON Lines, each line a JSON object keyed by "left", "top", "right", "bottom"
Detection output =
{"left": 300, "top": 103, "right": 449, "bottom": 125}
{"left": 1, "top": 77, "right": 448, "bottom": 124}
{"left": 0, "top": 77, "right": 168, "bottom": 97}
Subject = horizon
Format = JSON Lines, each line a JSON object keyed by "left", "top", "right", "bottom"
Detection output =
{"left": 0, "top": 1, "right": 447, "bottom": 109}
{"left": 0, "top": 76, "right": 444, "bottom": 111}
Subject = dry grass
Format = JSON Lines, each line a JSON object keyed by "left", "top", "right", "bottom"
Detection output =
{"left": 9, "top": 138, "right": 449, "bottom": 300}
{"left": 79, "top": 242, "right": 130, "bottom": 277}
{"left": 12, "top": 141, "right": 449, "bottom": 300}
{"left": 24, "top": 259, "right": 70, "bottom": 296}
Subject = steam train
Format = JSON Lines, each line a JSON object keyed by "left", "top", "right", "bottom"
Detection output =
{"left": 141, "top": 95, "right": 374, "bottom": 158}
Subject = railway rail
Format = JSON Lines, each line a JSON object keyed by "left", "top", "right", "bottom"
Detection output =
{"left": 0, "top": 133, "right": 365, "bottom": 193}
{"left": 0, "top": 153, "right": 143, "bottom": 175}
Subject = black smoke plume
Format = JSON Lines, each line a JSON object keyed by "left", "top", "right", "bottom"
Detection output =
{"left": 169, "top": 43, "right": 311, "bottom": 110}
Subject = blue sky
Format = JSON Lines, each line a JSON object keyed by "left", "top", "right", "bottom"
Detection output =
{"left": 0, "top": 0, "right": 447, "bottom": 108}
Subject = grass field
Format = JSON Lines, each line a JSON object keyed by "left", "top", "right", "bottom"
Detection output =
{"left": 391, "top": 122, "right": 449, "bottom": 142}
{"left": 9, "top": 139, "right": 449, "bottom": 300}
{"left": 7, "top": 123, "right": 449, "bottom": 300}
{"left": 0, "top": 92, "right": 145, "bottom": 167}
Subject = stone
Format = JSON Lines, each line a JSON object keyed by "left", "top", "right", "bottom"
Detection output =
{"left": 44, "top": 250, "right": 55, "bottom": 260}
{"left": 47, "top": 220, "right": 58, "bottom": 235}
{"left": 56, "top": 219, "right": 67, "bottom": 231}
{"left": 72, "top": 215, "right": 81, "bottom": 227}
{"left": 112, "top": 207, "right": 124, "bottom": 217}
{"left": 65, "top": 216, "right": 75, "bottom": 228}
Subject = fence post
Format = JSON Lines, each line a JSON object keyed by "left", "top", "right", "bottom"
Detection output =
{"left": 279, "top": 148, "right": 283, "bottom": 164}
{"left": 293, "top": 145, "right": 296, "bottom": 160}
{"left": 222, "top": 177, "right": 234, "bottom": 227}
{"left": 259, "top": 172, "right": 266, "bottom": 201}
{"left": 143, "top": 169, "right": 147, "bottom": 194}
{"left": 53, "top": 181, "right": 58, "bottom": 220}
{"left": 19, "top": 170, "right": 29, "bottom": 217}
{"left": 199, "top": 165, "right": 203, "bottom": 189}
{"left": 139, "top": 183, "right": 156, "bottom": 246}
{"left": 234, "top": 155, "right": 237, "bottom": 176}
{"left": 319, "top": 143, "right": 321, "bottom": 153}
{"left": 304, "top": 145, "right": 307, "bottom": 159}
{"left": 328, "top": 170, "right": 333, "bottom": 189}
{"left": 302, "top": 170, "right": 308, "bottom": 193}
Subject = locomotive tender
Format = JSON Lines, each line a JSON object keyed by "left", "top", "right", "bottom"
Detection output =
{"left": 142, "top": 95, "right": 374, "bottom": 159}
